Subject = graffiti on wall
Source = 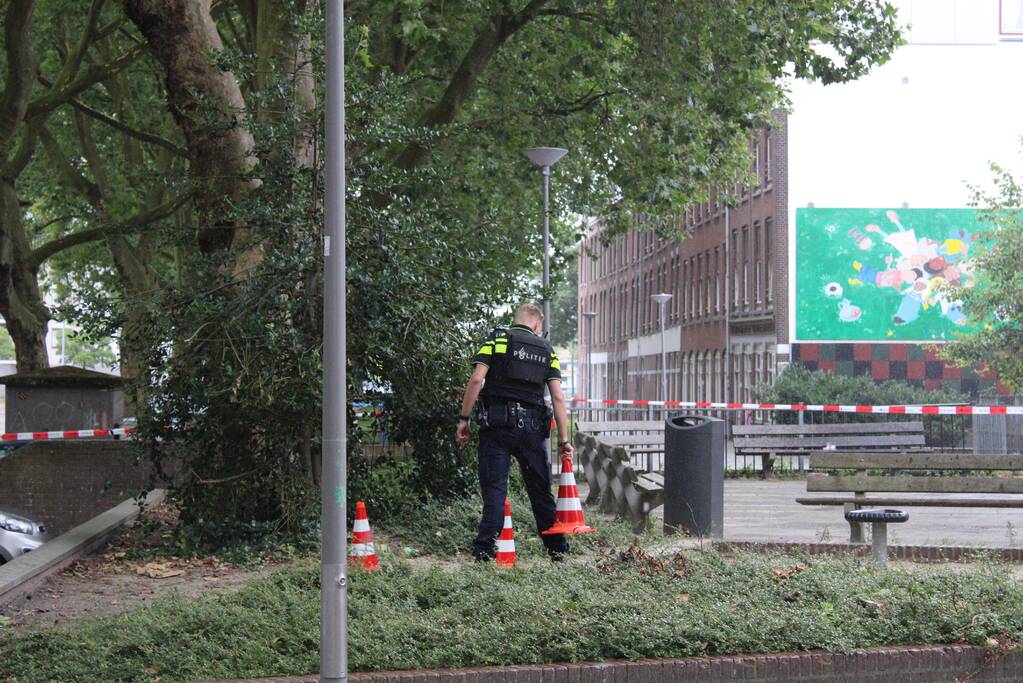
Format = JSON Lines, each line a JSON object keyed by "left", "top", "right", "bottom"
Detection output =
{"left": 795, "top": 208, "right": 981, "bottom": 342}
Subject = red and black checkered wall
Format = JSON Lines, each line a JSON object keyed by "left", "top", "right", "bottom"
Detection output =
{"left": 792, "top": 343, "right": 1011, "bottom": 399}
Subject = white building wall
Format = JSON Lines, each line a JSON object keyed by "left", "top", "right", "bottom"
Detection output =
{"left": 787, "top": 0, "right": 1023, "bottom": 340}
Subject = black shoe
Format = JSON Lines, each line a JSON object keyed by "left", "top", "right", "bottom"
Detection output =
{"left": 473, "top": 551, "right": 495, "bottom": 562}
{"left": 548, "top": 549, "right": 569, "bottom": 563}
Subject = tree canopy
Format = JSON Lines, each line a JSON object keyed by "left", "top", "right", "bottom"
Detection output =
{"left": 941, "top": 158, "right": 1023, "bottom": 393}
{"left": 1, "top": 0, "right": 904, "bottom": 543}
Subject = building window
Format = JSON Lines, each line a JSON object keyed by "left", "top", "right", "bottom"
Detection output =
{"left": 693, "top": 255, "right": 701, "bottom": 318}
{"left": 765, "top": 217, "right": 773, "bottom": 304}
{"left": 1002, "top": 0, "right": 1023, "bottom": 38}
{"left": 754, "top": 221, "right": 762, "bottom": 305}
{"left": 742, "top": 226, "right": 750, "bottom": 309}
{"left": 704, "top": 250, "right": 712, "bottom": 314}
{"left": 714, "top": 247, "right": 721, "bottom": 313}
{"left": 691, "top": 257, "right": 699, "bottom": 319}
{"left": 765, "top": 135, "right": 772, "bottom": 182}
{"left": 731, "top": 229, "right": 740, "bottom": 308}
{"left": 753, "top": 141, "right": 761, "bottom": 186}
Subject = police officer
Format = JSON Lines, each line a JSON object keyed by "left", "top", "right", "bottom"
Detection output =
{"left": 455, "top": 303, "right": 574, "bottom": 561}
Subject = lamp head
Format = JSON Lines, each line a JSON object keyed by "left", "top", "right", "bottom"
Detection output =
{"left": 651, "top": 293, "right": 673, "bottom": 305}
{"left": 523, "top": 147, "right": 568, "bottom": 168}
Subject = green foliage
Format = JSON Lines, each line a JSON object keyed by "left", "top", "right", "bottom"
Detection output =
{"left": 757, "top": 366, "right": 966, "bottom": 436}
{"left": 3, "top": 550, "right": 1022, "bottom": 681}
{"left": 548, "top": 250, "right": 578, "bottom": 348}
{"left": 758, "top": 365, "right": 965, "bottom": 409}
{"left": 30, "top": 1, "right": 903, "bottom": 545}
{"left": 0, "top": 328, "right": 14, "bottom": 360}
{"left": 941, "top": 159, "right": 1023, "bottom": 392}
{"left": 51, "top": 328, "right": 116, "bottom": 369}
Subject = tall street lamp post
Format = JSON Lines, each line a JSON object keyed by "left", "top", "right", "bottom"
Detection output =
{"left": 651, "top": 293, "right": 673, "bottom": 402}
{"left": 522, "top": 147, "right": 568, "bottom": 337}
{"left": 322, "top": 1, "right": 347, "bottom": 681}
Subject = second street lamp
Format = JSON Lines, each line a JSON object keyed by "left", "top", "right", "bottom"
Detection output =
{"left": 582, "top": 311, "right": 597, "bottom": 417}
{"left": 651, "top": 293, "right": 673, "bottom": 403}
{"left": 523, "top": 147, "right": 568, "bottom": 338}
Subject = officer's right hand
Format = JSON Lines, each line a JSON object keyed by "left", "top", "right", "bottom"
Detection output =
{"left": 456, "top": 421, "right": 470, "bottom": 448}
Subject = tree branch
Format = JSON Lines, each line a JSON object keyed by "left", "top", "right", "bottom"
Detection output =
{"left": 539, "top": 89, "right": 625, "bottom": 117}
{"left": 31, "top": 214, "right": 81, "bottom": 232}
{"left": 30, "top": 191, "right": 192, "bottom": 268}
{"left": 536, "top": 8, "right": 620, "bottom": 37}
{"left": 49, "top": 86, "right": 188, "bottom": 157}
{"left": 0, "top": 119, "right": 42, "bottom": 179}
{"left": 37, "top": 125, "right": 103, "bottom": 205}
{"left": 26, "top": 45, "right": 143, "bottom": 119}
{"left": 0, "top": 1, "right": 38, "bottom": 153}
{"left": 393, "top": 0, "right": 550, "bottom": 169}
{"left": 54, "top": 0, "right": 107, "bottom": 87}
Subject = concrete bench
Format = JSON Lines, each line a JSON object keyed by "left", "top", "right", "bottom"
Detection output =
{"left": 797, "top": 451, "right": 1023, "bottom": 542}
{"left": 732, "top": 421, "right": 926, "bottom": 474}
{"left": 575, "top": 427, "right": 665, "bottom": 532}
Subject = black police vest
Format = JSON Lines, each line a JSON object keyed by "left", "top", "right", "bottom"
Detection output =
{"left": 480, "top": 327, "right": 552, "bottom": 407}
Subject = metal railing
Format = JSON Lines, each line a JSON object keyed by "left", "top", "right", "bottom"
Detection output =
{"left": 570, "top": 403, "right": 975, "bottom": 475}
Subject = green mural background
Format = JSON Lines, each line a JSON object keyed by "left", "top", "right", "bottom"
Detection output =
{"left": 795, "top": 208, "right": 981, "bottom": 342}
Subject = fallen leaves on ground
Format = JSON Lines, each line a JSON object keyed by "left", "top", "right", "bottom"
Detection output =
{"left": 858, "top": 597, "right": 888, "bottom": 613}
{"left": 596, "top": 543, "right": 692, "bottom": 578}
{"left": 137, "top": 563, "right": 185, "bottom": 579}
{"left": 771, "top": 565, "right": 807, "bottom": 585}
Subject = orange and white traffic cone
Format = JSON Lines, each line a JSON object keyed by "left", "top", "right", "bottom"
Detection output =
{"left": 495, "top": 499, "right": 516, "bottom": 568}
{"left": 543, "top": 457, "right": 595, "bottom": 535}
{"left": 350, "top": 501, "right": 380, "bottom": 571}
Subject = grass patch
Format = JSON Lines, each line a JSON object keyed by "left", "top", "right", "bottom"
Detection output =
{"left": 3, "top": 546, "right": 1023, "bottom": 682}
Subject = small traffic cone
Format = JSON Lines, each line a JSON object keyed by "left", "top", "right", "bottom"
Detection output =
{"left": 350, "top": 501, "right": 380, "bottom": 571}
{"left": 543, "top": 457, "right": 595, "bottom": 535}
{"left": 495, "top": 499, "right": 516, "bottom": 568}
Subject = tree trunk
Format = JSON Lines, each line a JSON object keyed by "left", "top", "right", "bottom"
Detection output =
{"left": 123, "top": 0, "right": 257, "bottom": 256}
{"left": 0, "top": 180, "right": 50, "bottom": 372}
{"left": 0, "top": 1, "right": 47, "bottom": 371}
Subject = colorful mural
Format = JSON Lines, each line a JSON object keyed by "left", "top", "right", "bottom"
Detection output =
{"left": 795, "top": 208, "right": 980, "bottom": 342}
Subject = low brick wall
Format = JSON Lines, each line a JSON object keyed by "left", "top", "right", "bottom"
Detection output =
{"left": 717, "top": 540, "right": 1023, "bottom": 563}
{"left": 208, "top": 646, "right": 1023, "bottom": 683}
{"left": 0, "top": 440, "right": 164, "bottom": 535}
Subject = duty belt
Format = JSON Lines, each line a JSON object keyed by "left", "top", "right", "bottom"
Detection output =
{"left": 478, "top": 400, "right": 547, "bottom": 429}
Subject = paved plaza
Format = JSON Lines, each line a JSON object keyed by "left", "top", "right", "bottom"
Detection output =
{"left": 672, "top": 479, "right": 1023, "bottom": 548}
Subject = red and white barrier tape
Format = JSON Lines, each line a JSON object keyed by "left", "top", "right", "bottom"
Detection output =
{"left": 0, "top": 427, "right": 135, "bottom": 442}
{"left": 571, "top": 398, "right": 1023, "bottom": 415}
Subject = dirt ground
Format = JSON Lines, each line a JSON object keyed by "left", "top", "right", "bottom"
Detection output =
{"left": 0, "top": 505, "right": 285, "bottom": 635}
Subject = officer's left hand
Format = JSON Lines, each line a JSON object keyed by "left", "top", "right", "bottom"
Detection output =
{"left": 558, "top": 441, "right": 574, "bottom": 458}
{"left": 456, "top": 421, "right": 470, "bottom": 448}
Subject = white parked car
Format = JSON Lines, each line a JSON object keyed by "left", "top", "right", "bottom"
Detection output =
{"left": 0, "top": 507, "right": 49, "bottom": 564}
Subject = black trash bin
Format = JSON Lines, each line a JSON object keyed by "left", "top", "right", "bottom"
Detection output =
{"left": 664, "top": 415, "right": 725, "bottom": 538}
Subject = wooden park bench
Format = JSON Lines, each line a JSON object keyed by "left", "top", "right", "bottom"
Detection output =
{"left": 797, "top": 451, "right": 1023, "bottom": 542}
{"left": 732, "top": 421, "right": 926, "bottom": 474}
{"left": 574, "top": 420, "right": 665, "bottom": 532}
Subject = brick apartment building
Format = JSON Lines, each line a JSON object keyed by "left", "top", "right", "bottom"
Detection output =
{"left": 578, "top": 116, "right": 783, "bottom": 405}
{"left": 577, "top": 110, "right": 1013, "bottom": 404}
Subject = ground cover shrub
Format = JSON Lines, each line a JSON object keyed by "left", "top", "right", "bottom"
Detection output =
{"left": 3, "top": 548, "right": 1022, "bottom": 682}
{"left": 378, "top": 493, "right": 650, "bottom": 558}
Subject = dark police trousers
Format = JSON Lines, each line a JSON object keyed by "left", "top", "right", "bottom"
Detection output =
{"left": 473, "top": 410, "right": 569, "bottom": 559}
